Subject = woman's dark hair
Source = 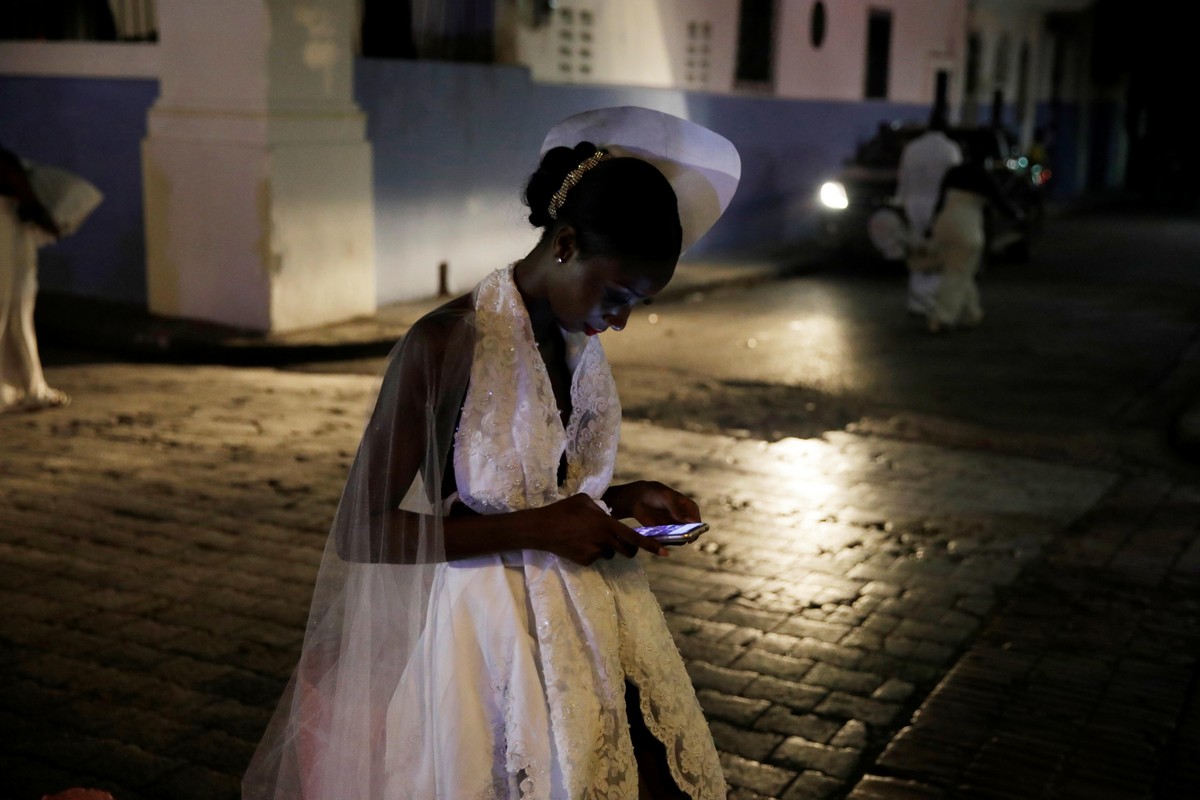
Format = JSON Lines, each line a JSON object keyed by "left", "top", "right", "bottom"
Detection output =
{"left": 524, "top": 142, "right": 682, "bottom": 263}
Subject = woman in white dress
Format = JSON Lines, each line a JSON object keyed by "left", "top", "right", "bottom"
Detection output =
{"left": 244, "top": 107, "right": 741, "bottom": 800}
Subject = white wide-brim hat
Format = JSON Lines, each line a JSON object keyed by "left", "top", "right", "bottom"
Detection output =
{"left": 540, "top": 106, "right": 741, "bottom": 253}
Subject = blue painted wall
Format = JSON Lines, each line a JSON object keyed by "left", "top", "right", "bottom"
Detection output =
{"left": 355, "top": 58, "right": 925, "bottom": 300}
{"left": 354, "top": 57, "right": 927, "bottom": 255}
{"left": 0, "top": 75, "right": 157, "bottom": 304}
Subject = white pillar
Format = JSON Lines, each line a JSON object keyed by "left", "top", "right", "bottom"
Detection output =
{"left": 142, "top": 0, "right": 374, "bottom": 333}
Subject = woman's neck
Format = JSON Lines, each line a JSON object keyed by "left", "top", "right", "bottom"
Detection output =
{"left": 513, "top": 252, "right": 558, "bottom": 338}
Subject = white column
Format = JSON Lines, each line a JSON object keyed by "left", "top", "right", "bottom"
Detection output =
{"left": 142, "top": 0, "right": 374, "bottom": 333}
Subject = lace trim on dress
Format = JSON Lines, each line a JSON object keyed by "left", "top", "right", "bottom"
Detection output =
{"left": 609, "top": 560, "right": 726, "bottom": 799}
{"left": 454, "top": 265, "right": 619, "bottom": 515}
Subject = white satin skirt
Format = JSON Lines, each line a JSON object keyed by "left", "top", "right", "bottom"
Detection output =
{"left": 382, "top": 550, "right": 726, "bottom": 800}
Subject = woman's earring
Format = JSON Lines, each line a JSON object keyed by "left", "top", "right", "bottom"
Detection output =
{"left": 556, "top": 256, "right": 566, "bottom": 264}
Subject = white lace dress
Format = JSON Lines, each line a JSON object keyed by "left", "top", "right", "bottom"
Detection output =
{"left": 381, "top": 266, "right": 725, "bottom": 799}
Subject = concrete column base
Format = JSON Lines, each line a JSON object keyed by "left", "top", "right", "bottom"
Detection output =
{"left": 143, "top": 108, "right": 375, "bottom": 333}
{"left": 142, "top": 0, "right": 375, "bottom": 334}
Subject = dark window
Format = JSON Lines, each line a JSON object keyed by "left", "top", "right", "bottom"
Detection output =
{"left": 994, "top": 33, "right": 1011, "bottom": 86}
{"left": 810, "top": 1, "right": 827, "bottom": 48}
{"left": 0, "top": 0, "right": 143, "bottom": 41}
{"left": 736, "top": 0, "right": 775, "bottom": 84}
{"left": 864, "top": 9, "right": 892, "bottom": 99}
{"left": 965, "top": 31, "right": 981, "bottom": 94}
{"left": 1016, "top": 41, "right": 1030, "bottom": 123}
{"left": 935, "top": 69, "right": 950, "bottom": 110}
{"left": 362, "top": 0, "right": 494, "bottom": 62}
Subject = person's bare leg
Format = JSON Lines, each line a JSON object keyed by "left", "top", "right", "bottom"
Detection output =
{"left": 0, "top": 216, "right": 58, "bottom": 407}
{"left": 625, "top": 680, "right": 690, "bottom": 800}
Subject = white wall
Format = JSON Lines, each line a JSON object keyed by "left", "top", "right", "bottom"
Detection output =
{"left": 890, "top": 0, "right": 968, "bottom": 104}
{"left": 512, "top": 0, "right": 739, "bottom": 92}
{"left": 775, "top": 0, "right": 865, "bottom": 101}
{"left": 774, "top": 0, "right": 968, "bottom": 104}
{"left": 508, "top": 0, "right": 972, "bottom": 106}
{"left": 658, "top": 0, "right": 739, "bottom": 94}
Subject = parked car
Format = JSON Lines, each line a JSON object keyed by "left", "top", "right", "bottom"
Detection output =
{"left": 815, "top": 122, "right": 1050, "bottom": 264}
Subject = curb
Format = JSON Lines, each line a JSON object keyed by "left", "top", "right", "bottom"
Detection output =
{"left": 36, "top": 257, "right": 803, "bottom": 366}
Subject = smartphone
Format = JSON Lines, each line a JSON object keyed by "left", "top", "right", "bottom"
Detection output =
{"left": 635, "top": 522, "right": 710, "bottom": 546}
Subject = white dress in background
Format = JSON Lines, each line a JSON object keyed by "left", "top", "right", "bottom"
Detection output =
{"left": 382, "top": 266, "right": 725, "bottom": 799}
{"left": 928, "top": 188, "right": 987, "bottom": 326}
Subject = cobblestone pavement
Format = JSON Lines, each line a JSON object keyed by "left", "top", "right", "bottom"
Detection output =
{"left": 850, "top": 476, "right": 1200, "bottom": 800}
{"left": 1, "top": 356, "right": 1146, "bottom": 800}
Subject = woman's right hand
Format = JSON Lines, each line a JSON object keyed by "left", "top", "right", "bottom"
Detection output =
{"left": 528, "top": 493, "right": 667, "bottom": 566}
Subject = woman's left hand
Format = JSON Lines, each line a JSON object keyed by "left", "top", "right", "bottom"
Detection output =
{"left": 604, "top": 480, "right": 701, "bottom": 526}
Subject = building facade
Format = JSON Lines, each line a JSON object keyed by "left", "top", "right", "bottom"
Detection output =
{"left": 1, "top": 0, "right": 1110, "bottom": 330}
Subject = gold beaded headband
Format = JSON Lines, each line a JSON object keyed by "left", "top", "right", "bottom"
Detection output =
{"left": 547, "top": 149, "right": 611, "bottom": 220}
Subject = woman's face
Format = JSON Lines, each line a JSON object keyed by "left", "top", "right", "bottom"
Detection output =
{"left": 552, "top": 253, "right": 675, "bottom": 336}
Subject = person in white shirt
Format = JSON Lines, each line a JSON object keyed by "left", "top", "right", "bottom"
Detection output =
{"left": 895, "top": 109, "right": 962, "bottom": 315}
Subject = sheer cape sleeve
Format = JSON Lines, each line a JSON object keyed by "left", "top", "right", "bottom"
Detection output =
{"left": 243, "top": 293, "right": 476, "bottom": 799}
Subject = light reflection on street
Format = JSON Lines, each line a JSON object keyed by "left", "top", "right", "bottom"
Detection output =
{"left": 780, "top": 314, "right": 855, "bottom": 390}
{"left": 617, "top": 420, "right": 1116, "bottom": 620}
{"left": 607, "top": 281, "right": 874, "bottom": 395}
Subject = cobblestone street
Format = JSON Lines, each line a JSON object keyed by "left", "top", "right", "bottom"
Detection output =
{"left": 7, "top": 356, "right": 1183, "bottom": 800}
{"left": 4, "top": 203, "right": 1200, "bottom": 800}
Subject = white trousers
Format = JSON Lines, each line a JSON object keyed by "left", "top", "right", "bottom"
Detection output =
{"left": 928, "top": 191, "right": 986, "bottom": 326}
{"left": 906, "top": 268, "right": 941, "bottom": 315}
{"left": 0, "top": 198, "right": 51, "bottom": 410}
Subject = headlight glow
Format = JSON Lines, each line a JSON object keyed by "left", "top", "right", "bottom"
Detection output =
{"left": 819, "top": 181, "right": 849, "bottom": 210}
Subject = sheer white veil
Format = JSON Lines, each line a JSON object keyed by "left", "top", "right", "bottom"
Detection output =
{"left": 243, "top": 299, "right": 475, "bottom": 798}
